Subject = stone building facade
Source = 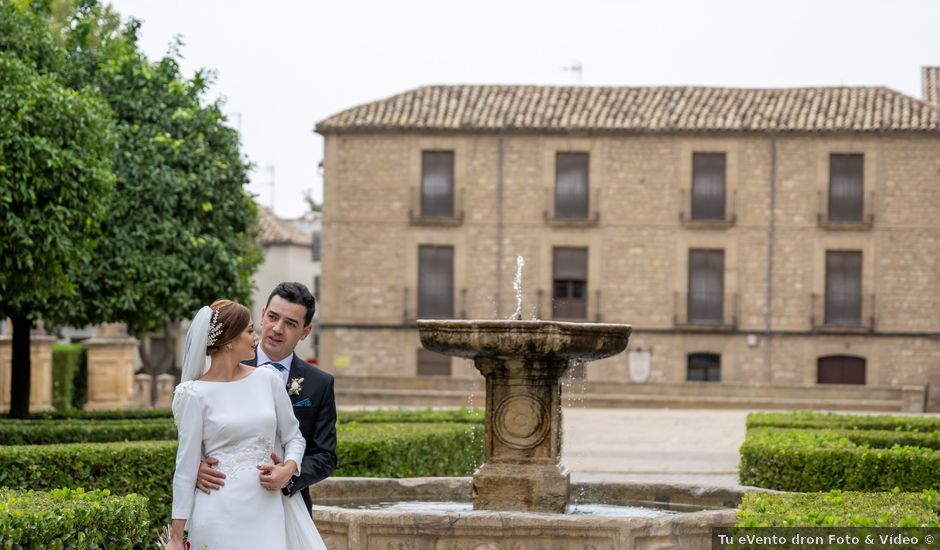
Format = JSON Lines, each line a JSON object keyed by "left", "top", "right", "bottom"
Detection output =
{"left": 316, "top": 70, "right": 940, "bottom": 411}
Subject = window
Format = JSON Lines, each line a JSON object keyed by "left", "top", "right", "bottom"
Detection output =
{"left": 418, "top": 245, "right": 454, "bottom": 318}
{"left": 828, "top": 154, "right": 864, "bottom": 222}
{"left": 417, "top": 349, "right": 451, "bottom": 376}
{"left": 553, "top": 247, "right": 588, "bottom": 319}
{"left": 688, "top": 249, "right": 724, "bottom": 324}
{"left": 311, "top": 231, "right": 321, "bottom": 261}
{"left": 817, "top": 355, "right": 865, "bottom": 384}
{"left": 555, "top": 152, "right": 589, "bottom": 219}
{"left": 691, "top": 153, "right": 726, "bottom": 220}
{"left": 421, "top": 151, "right": 455, "bottom": 217}
{"left": 825, "top": 251, "right": 862, "bottom": 326}
{"left": 687, "top": 353, "right": 720, "bottom": 382}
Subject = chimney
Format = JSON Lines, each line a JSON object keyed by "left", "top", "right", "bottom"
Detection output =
{"left": 923, "top": 66, "right": 940, "bottom": 105}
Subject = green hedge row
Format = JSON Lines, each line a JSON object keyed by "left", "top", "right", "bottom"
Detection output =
{"left": 746, "top": 411, "right": 940, "bottom": 433}
{"left": 50, "top": 344, "right": 87, "bottom": 412}
{"left": 0, "top": 487, "right": 150, "bottom": 549}
{"left": 0, "top": 418, "right": 177, "bottom": 445}
{"left": 335, "top": 422, "right": 483, "bottom": 477}
{"left": 4, "top": 406, "right": 484, "bottom": 423}
{"left": 739, "top": 427, "right": 940, "bottom": 492}
{"left": 735, "top": 489, "right": 940, "bottom": 527}
{"left": 0, "top": 422, "right": 483, "bottom": 532}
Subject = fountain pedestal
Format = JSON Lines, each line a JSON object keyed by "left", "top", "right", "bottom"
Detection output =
{"left": 418, "top": 319, "right": 631, "bottom": 514}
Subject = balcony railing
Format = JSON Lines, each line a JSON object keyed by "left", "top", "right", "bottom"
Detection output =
{"left": 673, "top": 292, "right": 738, "bottom": 331}
{"left": 810, "top": 293, "right": 875, "bottom": 332}
{"left": 678, "top": 189, "right": 737, "bottom": 228}
{"left": 816, "top": 190, "right": 874, "bottom": 229}
{"left": 544, "top": 186, "right": 600, "bottom": 226}
{"left": 409, "top": 186, "right": 464, "bottom": 226}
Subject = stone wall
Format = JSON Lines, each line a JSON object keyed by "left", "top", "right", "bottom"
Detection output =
{"left": 320, "top": 131, "right": 940, "bottom": 410}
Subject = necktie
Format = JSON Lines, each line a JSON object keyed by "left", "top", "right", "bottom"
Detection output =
{"left": 271, "top": 362, "right": 287, "bottom": 373}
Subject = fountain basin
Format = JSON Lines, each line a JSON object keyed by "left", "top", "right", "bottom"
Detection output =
{"left": 417, "top": 319, "right": 632, "bottom": 361}
{"left": 310, "top": 477, "right": 747, "bottom": 549}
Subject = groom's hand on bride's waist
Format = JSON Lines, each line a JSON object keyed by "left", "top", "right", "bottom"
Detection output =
{"left": 258, "top": 452, "right": 298, "bottom": 491}
{"left": 196, "top": 456, "right": 226, "bottom": 494}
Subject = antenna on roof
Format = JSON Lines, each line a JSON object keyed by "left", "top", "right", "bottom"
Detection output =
{"left": 562, "top": 62, "right": 583, "bottom": 85}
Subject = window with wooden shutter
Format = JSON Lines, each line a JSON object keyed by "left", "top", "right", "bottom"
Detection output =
{"left": 555, "top": 152, "right": 589, "bottom": 219}
{"left": 688, "top": 249, "right": 724, "bottom": 324}
{"left": 552, "top": 247, "right": 588, "bottom": 319}
{"left": 421, "top": 151, "right": 455, "bottom": 217}
{"left": 828, "top": 154, "right": 864, "bottom": 222}
{"left": 817, "top": 355, "right": 865, "bottom": 384}
{"left": 825, "top": 251, "right": 862, "bottom": 326}
{"left": 418, "top": 245, "right": 454, "bottom": 318}
{"left": 687, "top": 353, "right": 721, "bottom": 382}
{"left": 417, "top": 348, "right": 451, "bottom": 376}
{"left": 691, "top": 153, "right": 726, "bottom": 220}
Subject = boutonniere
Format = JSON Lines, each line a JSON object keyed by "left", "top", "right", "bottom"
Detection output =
{"left": 287, "top": 377, "right": 304, "bottom": 396}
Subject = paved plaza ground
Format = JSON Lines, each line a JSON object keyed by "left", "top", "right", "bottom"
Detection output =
{"left": 561, "top": 408, "right": 750, "bottom": 488}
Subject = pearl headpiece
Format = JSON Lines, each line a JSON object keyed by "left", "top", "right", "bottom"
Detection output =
{"left": 206, "top": 307, "right": 223, "bottom": 347}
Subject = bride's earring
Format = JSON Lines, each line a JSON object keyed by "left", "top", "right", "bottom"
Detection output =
{"left": 225, "top": 343, "right": 233, "bottom": 350}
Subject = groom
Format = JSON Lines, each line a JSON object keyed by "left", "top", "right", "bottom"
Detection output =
{"left": 196, "top": 281, "right": 337, "bottom": 514}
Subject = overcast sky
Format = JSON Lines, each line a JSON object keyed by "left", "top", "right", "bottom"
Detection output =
{"left": 107, "top": 0, "right": 939, "bottom": 219}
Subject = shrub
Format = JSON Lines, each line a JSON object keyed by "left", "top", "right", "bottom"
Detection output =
{"left": 739, "top": 428, "right": 940, "bottom": 492}
{"left": 335, "top": 422, "right": 484, "bottom": 477}
{"left": 50, "top": 344, "right": 84, "bottom": 413}
{"left": 0, "top": 487, "right": 150, "bottom": 549}
{"left": 746, "top": 411, "right": 940, "bottom": 433}
{"left": 735, "top": 489, "right": 940, "bottom": 527}
{"left": 0, "top": 422, "right": 483, "bottom": 530}
{"left": 339, "top": 407, "right": 484, "bottom": 425}
{"left": 0, "top": 418, "right": 177, "bottom": 445}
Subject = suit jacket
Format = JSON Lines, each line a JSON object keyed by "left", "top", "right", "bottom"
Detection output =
{"left": 249, "top": 350, "right": 337, "bottom": 513}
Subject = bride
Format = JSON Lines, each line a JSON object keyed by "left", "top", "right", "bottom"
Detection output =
{"left": 167, "top": 300, "right": 326, "bottom": 550}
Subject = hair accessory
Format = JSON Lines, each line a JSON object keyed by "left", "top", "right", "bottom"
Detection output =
{"left": 206, "top": 308, "right": 224, "bottom": 347}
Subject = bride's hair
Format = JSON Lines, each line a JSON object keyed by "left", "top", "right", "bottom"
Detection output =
{"left": 206, "top": 299, "right": 250, "bottom": 355}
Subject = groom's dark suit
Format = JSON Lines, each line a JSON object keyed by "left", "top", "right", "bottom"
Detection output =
{"left": 250, "top": 351, "right": 337, "bottom": 514}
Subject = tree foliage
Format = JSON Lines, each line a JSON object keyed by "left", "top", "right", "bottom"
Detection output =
{"left": 50, "top": 0, "right": 262, "bottom": 334}
{"left": 1, "top": 0, "right": 262, "bottom": 414}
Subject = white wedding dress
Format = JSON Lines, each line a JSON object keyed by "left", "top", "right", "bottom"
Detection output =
{"left": 172, "top": 366, "right": 326, "bottom": 550}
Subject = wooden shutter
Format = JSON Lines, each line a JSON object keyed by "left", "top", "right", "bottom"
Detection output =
{"left": 418, "top": 245, "right": 454, "bottom": 318}
{"left": 828, "top": 154, "right": 864, "bottom": 222}
{"left": 421, "top": 151, "right": 455, "bottom": 217}
{"left": 691, "top": 153, "right": 726, "bottom": 220}
{"left": 817, "top": 355, "right": 865, "bottom": 384}
{"left": 417, "top": 349, "right": 451, "bottom": 376}
{"left": 825, "top": 251, "right": 862, "bottom": 326}
{"left": 555, "top": 152, "right": 589, "bottom": 219}
{"left": 552, "top": 247, "right": 588, "bottom": 319}
{"left": 688, "top": 250, "right": 724, "bottom": 324}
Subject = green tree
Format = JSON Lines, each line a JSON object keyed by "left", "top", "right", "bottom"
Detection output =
{"left": 0, "top": 0, "right": 115, "bottom": 418}
{"left": 52, "top": 1, "right": 261, "bottom": 392}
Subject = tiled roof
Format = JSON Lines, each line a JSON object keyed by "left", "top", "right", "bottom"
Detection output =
{"left": 256, "top": 205, "right": 312, "bottom": 246}
{"left": 923, "top": 67, "right": 940, "bottom": 106}
{"left": 316, "top": 85, "right": 940, "bottom": 133}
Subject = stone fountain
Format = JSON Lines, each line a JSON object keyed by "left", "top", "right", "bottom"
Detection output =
{"left": 418, "top": 319, "right": 631, "bottom": 513}
{"left": 307, "top": 260, "right": 749, "bottom": 548}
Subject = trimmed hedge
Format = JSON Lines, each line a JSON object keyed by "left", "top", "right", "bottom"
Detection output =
{"left": 3, "top": 406, "right": 485, "bottom": 424}
{"left": 747, "top": 411, "right": 940, "bottom": 433}
{"left": 335, "top": 422, "right": 484, "bottom": 477}
{"left": 0, "top": 418, "right": 177, "bottom": 445}
{"left": 0, "top": 422, "right": 483, "bottom": 530}
{"left": 0, "top": 487, "right": 150, "bottom": 548}
{"left": 50, "top": 344, "right": 84, "bottom": 413}
{"left": 739, "top": 427, "right": 940, "bottom": 492}
{"left": 339, "top": 407, "right": 484, "bottom": 425}
{"left": 735, "top": 489, "right": 940, "bottom": 527}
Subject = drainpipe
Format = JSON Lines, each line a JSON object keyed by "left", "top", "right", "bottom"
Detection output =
{"left": 764, "top": 135, "right": 777, "bottom": 383}
{"left": 496, "top": 128, "right": 505, "bottom": 318}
